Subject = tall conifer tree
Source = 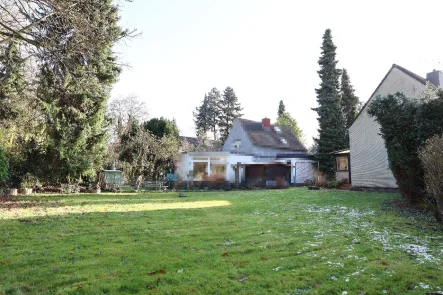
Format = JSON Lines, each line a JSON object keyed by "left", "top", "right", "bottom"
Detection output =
{"left": 341, "top": 68, "right": 360, "bottom": 131}
{"left": 0, "top": 42, "right": 25, "bottom": 123}
{"left": 312, "top": 29, "right": 347, "bottom": 178}
{"left": 206, "top": 87, "right": 221, "bottom": 140}
{"left": 278, "top": 100, "right": 286, "bottom": 117}
{"left": 193, "top": 94, "right": 210, "bottom": 137}
{"left": 193, "top": 88, "right": 221, "bottom": 140}
{"left": 219, "top": 87, "right": 243, "bottom": 143}
{"left": 37, "top": 1, "right": 124, "bottom": 183}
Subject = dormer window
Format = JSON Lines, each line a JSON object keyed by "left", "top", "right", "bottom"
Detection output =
{"left": 280, "top": 138, "right": 287, "bottom": 145}
{"left": 232, "top": 140, "right": 241, "bottom": 149}
{"left": 274, "top": 126, "right": 282, "bottom": 133}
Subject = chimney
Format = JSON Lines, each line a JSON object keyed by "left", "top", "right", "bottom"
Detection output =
{"left": 426, "top": 69, "right": 443, "bottom": 87}
{"left": 262, "top": 117, "right": 271, "bottom": 130}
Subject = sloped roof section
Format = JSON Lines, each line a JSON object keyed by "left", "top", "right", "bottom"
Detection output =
{"left": 351, "top": 64, "right": 427, "bottom": 127}
{"left": 237, "top": 118, "right": 307, "bottom": 152}
{"left": 179, "top": 136, "right": 199, "bottom": 147}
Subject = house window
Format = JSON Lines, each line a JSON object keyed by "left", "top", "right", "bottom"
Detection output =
{"left": 232, "top": 140, "right": 241, "bottom": 149}
{"left": 274, "top": 126, "right": 282, "bottom": 133}
{"left": 193, "top": 162, "right": 208, "bottom": 180}
{"left": 210, "top": 164, "right": 226, "bottom": 179}
{"left": 336, "top": 156, "right": 349, "bottom": 171}
{"left": 280, "top": 138, "right": 288, "bottom": 145}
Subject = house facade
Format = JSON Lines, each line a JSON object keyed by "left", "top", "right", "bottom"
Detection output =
{"left": 349, "top": 64, "right": 441, "bottom": 188}
{"left": 177, "top": 118, "right": 316, "bottom": 187}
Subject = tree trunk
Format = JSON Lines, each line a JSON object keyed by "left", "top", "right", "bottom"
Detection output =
{"left": 135, "top": 174, "right": 142, "bottom": 192}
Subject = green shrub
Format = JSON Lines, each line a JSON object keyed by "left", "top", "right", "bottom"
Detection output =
{"left": 0, "top": 146, "right": 9, "bottom": 183}
{"left": 367, "top": 88, "right": 443, "bottom": 208}
{"left": 419, "top": 134, "right": 443, "bottom": 222}
{"left": 19, "top": 173, "right": 41, "bottom": 189}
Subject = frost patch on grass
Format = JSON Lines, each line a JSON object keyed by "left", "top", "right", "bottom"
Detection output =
{"left": 371, "top": 230, "right": 393, "bottom": 251}
{"left": 399, "top": 243, "right": 441, "bottom": 264}
{"left": 303, "top": 205, "right": 374, "bottom": 219}
{"left": 327, "top": 261, "right": 344, "bottom": 268}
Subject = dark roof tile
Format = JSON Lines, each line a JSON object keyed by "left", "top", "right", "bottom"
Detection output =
{"left": 238, "top": 118, "right": 307, "bottom": 152}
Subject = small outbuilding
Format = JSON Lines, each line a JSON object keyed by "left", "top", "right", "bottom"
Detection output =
{"left": 102, "top": 169, "right": 125, "bottom": 187}
{"left": 331, "top": 149, "right": 350, "bottom": 183}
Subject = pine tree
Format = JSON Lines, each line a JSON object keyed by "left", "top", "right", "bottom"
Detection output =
{"left": 0, "top": 42, "right": 26, "bottom": 123}
{"left": 278, "top": 100, "right": 286, "bottom": 117}
{"left": 193, "top": 94, "right": 210, "bottom": 137}
{"left": 341, "top": 68, "right": 360, "bottom": 131}
{"left": 312, "top": 29, "right": 347, "bottom": 178}
{"left": 206, "top": 87, "right": 221, "bottom": 140}
{"left": 219, "top": 86, "right": 243, "bottom": 143}
{"left": 0, "top": 146, "right": 8, "bottom": 183}
{"left": 36, "top": 1, "right": 124, "bottom": 184}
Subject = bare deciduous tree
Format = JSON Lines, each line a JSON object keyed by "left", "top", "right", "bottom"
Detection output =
{"left": 419, "top": 134, "right": 443, "bottom": 222}
{"left": 0, "top": 0, "right": 134, "bottom": 49}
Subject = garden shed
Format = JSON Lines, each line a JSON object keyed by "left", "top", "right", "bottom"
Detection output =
{"left": 102, "top": 170, "right": 124, "bottom": 186}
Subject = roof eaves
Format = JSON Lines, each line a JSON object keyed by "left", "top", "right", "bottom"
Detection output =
{"left": 237, "top": 118, "right": 256, "bottom": 145}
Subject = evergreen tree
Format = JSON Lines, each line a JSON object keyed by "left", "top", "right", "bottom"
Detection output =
{"left": 278, "top": 100, "right": 286, "bottom": 117}
{"left": 277, "top": 111, "right": 305, "bottom": 144}
{"left": 144, "top": 117, "right": 179, "bottom": 139}
{"left": 0, "top": 42, "right": 26, "bottom": 124}
{"left": 36, "top": 1, "right": 124, "bottom": 183}
{"left": 193, "top": 88, "right": 221, "bottom": 140}
{"left": 312, "top": 29, "right": 347, "bottom": 178}
{"left": 0, "top": 146, "right": 8, "bottom": 183}
{"left": 341, "top": 68, "right": 360, "bottom": 132}
{"left": 206, "top": 87, "right": 221, "bottom": 140}
{"left": 193, "top": 94, "right": 210, "bottom": 137}
{"left": 219, "top": 86, "right": 243, "bottom": 143}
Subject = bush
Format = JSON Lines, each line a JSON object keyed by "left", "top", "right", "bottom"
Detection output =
{"left": 419, "top": 134, "right": 443, "bottom": 222}
{"left": 368, "top": 89, "right": 443, "bottom": 206}
{"left": 0, "top": 146, "right": 8, "bottom": 183}
{"left": 304, "top": 179, "right": 316, "bottom": 187}
{"left": 61, "top": 183, "right": 80, "bottom": 194}
{"left": 19, "top": 173, "right": 41, "bottom": 189}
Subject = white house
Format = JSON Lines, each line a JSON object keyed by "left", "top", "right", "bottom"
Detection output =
{"left": 349, "top": 64, "right": 442, "bottom": 188}
{"left": 177, "top": 118, "right": 316, "bottom": 187}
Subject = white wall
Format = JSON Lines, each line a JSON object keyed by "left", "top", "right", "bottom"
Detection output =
{"left": 222, "top": 119, "right": 255, "bottom": 154}
{"left": 226, "top": 154, "right": 254, "bottom": 182}
{"left": 349, "top": 67, "right": 426, "bottom": 188}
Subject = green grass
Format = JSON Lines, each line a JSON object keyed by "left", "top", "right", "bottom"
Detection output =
{"left": 0, "top": 189, "right": 442, "bottom": 294}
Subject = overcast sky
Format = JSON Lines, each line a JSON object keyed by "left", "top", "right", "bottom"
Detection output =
{"left": 111, "top": 0, "right": 443, "bottom": 146}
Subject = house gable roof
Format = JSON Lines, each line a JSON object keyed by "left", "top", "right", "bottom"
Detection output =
{"left": 179, "top": 136, "right": 199, "bottom": 146}
{"left": 237, "top": 118, "right": 307, "bottom": 152}
{"left": 351, "top": 64, "right": 427, "bottom": 127}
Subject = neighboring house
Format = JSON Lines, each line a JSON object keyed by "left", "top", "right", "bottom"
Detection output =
{"left": 177, "top": 118, "right": 316, "bottom": 186}
{"left": 349, "top": 64, "right": 442, "bottom": 188}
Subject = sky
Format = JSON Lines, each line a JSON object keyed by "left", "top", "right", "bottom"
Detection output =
{"left": 111, "top": 0, "right": 443, "bottom": 146}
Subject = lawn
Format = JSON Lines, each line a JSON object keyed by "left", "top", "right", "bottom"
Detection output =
{"left": 0, "top": 189, "right": 442, "bottom": 294}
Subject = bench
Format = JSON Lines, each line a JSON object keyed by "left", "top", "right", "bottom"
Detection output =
{"left": 143, "top": 181, "right": 168, "bottom": 191}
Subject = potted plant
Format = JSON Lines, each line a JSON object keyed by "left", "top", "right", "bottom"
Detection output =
{"left": 5, "top": 187, "right": 18, "bottom": 196}
{"left": 19, "top": 173, "right": 40, "bottom": 195}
